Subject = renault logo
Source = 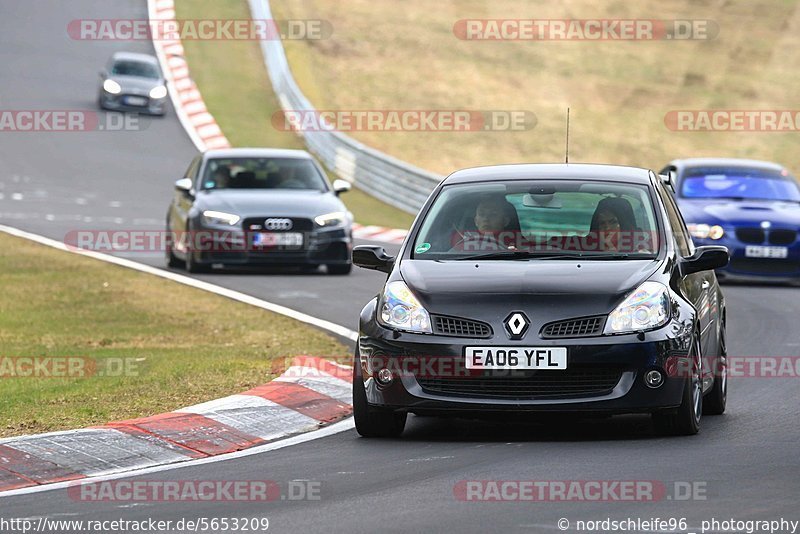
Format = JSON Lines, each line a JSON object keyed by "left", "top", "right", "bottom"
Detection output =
{"left": 504, "top": 312, "right": 530, "bottom": 340}
{"left": 265, "top": 218, "right": 293, "bottom": 230}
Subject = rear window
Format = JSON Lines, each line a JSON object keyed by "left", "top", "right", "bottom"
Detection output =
{"left": 412, "top": 180, "right": 660, "bottom": 260}
{"left": 681, "top": 167, "right": 800, "bottom": 202}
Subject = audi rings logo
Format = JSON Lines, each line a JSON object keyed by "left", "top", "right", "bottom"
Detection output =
{"left": 264, "top": 218, "right": 293, "bottom": 230}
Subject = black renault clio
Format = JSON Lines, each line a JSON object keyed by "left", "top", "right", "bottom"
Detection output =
{"left": 353, "top": 164, "right": 729, "bottom": 437}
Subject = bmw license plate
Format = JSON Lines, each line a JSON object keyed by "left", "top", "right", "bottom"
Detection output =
{"left": 123, "top": 96, "right": 147, "bottom": 106}
{"left": 745, "top": 246, "right": 788, "bottom": 259}
{"left": 465, "top": 347, "right": 567, "bottom": 370}
{"left": 253, "top": 232, "right": 303, "bottom": 247}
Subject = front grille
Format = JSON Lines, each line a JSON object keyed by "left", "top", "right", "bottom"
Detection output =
{"left": 541, "top": 316, "right": 605, "bottom": 338}
{"left": 417, "top": 366, "right": 624, "bottom": 400}
{"left": 735, "top": 228, "right": 765, "bottom": 244}
{"left": 769, "top": 229, "right": 797, "bottom": 246}
{"left": 730, "top": 258, "right": 800, "bottom": 275}
{"left": 242, "top": 217, "right": 314, "bottom": 232}
{"left": 432, "top": 315, "right": 492, "bottom": 338}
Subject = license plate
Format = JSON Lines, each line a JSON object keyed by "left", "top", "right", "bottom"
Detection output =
{"left": 745, "top": 246, "right": 788, "bottom": 258}
{"left": 124, "top": 96, "right": 147, "bottom": 106}
{"left": 465, "top": 347, "right": 567, "bottom": 370}
{"left": 253, "top": 232, "right": 303, "bottom": 247}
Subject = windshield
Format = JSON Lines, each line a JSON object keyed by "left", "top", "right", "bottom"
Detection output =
{"left": 200, "top": 157, "right": 328, "bottom": 191}
{"left": 111, "top": 60, "right": 161, "bottom": 79}
{"left": 680, "top": 167, "right": 800, "bottom": 202}
{"left": 412, "top": 180, "right": 660, "bottom": 260}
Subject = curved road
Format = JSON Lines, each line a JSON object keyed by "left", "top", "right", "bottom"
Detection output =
{"left": 1, "top": 2, "right": 799, "bottom": 533}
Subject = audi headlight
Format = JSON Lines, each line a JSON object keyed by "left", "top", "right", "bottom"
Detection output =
{"left": 378, "top": 281, "right": 432, "bottom": 334}
{"left": 687, "top": 223, "right": 724, "bottom": 240}
{"left": 604, "top": 281, "right": 670, "bottom": 335}
{"left": 103, "top": 79, "right": 122, "bottom": 95}
{"left": 314, "top": 211, "right": 347, "bottom": 227}
{"left": 149, "top": 85, "right": 168, "bottom": 99}
{"left": 202, "top": 210, "right": 240, "bottom": 227}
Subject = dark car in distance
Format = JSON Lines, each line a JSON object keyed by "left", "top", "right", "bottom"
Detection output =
{"left": 353, "top": 163, "right": 729, "bottom": 437}
{"left": 98, "top": 52, "right": 168, "bottom": 116}
{"left": 166, "top": 148, "right": 353, "bottom": 274}
{"left": 660, "top": 158, "right": 800, "bottom": 283}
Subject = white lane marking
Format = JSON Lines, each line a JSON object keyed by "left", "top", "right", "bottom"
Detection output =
{"left": 0, "top": 418, "right": 355, "bottom": 498}
{"left": 11, "top": 193, "right": 22, "bottom": 200}
{"left": 0, "top": 224, "right": 358, "bottom": 342}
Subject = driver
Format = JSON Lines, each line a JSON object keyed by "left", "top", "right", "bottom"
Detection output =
{"left": 452, "top": 195, "right": 519, "bottom": 251}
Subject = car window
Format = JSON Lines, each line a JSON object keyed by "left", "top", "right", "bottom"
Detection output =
{"left": 680, "top": 166, "right": 800, "bottom": 202}
{"left": 111, "top": 60, "right": 160, "bottom": 79}
{"left": 200, "top": 157, "right": 328, "bottom": 191}
{"left": 184, "top": 157, "right": 201, "bottom": 180}
{"left": 412, "top": 180, "right": 660, "bottom": 259}
{"left": 657, "top": 180, "right": 693, "bottom": 257}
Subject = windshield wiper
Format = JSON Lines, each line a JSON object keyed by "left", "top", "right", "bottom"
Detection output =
{"left": 451, "top": 250, "right": 586, "bottom": 261}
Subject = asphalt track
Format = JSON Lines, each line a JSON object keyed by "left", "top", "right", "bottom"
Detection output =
{"left": 1, "top": 1, "right": 799, "bottom": 533}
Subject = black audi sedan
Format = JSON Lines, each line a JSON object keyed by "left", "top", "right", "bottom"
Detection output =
{"left": 166, "top": 148, "right": 353, "bottom": 274}
{"left": 353, "top": 163, "right": 729, "bottom": 437}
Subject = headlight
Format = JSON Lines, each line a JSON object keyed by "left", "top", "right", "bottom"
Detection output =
{"left": 604, "top": 281, "right": 670, "bottom": 335}
{"left": 149, "top": 85, "right": 168, "bottom": 99}
{"left": 103, "top": 79, "right": 122, "bottom": 95}
{"left": 687, "top": 223, "right": 724, "bottom": 240}
{"left": 314, "top": 211, "right": 347, "bottom": 227}
{"left": 378, "top": 281, "right": 432, "bottom": 334}
{"left": 202, "top": 210, "right": 240, "bottom": 226}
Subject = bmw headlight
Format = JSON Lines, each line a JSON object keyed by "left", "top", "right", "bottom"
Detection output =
{"left": 149, "top": 85, "right": 168, "bottom": 99}
{"left": 687, "top": 223, "right": 724, "bottom": 240}
{"left": 202, "top": 210, "right": 241, "bottom": 227}
{"left": 604, "top": 281, "right": 670, "bottom": 335}
{"left": 378, "top": 281, "right": 432, "bottom": 333}
{"left": 103, "top": 79, "right": 122, "bottom": 95}
{"left": 314, "top": 211, "right": 348, "bottom": 228}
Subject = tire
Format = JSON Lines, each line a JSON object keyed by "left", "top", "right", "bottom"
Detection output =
{"left": 353, "top": 362, "right": 406, "bottom": 438}
{"left": 327, "top": 263, "right": 352, "bottom": 275}
{"left": 184, "top": 224, "right": 210, "bottom": 274}
{"left": 165, "top": 220, "right": 184, "bottom": 269}
{"left": 703, "top": 328, "right": 727, "bottom": 415}
{"left": 653, "top": 337, "right": 702, "bottom": 436}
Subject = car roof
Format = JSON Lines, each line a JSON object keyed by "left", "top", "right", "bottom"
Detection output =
{"left": 202, "top": 148, "right": 314, "bottom": 160}
{"left": 443, "top": 163, "right": 654, "bottom": 185}
{"left": 110, "top": 52, "right": 159, "bottom": 65}
{"left": 667, "top": 157, "right": 786, "bottom": 172}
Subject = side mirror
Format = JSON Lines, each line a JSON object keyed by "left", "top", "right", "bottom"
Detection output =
{"left": 332, "top": 179, "right": 351, "bottom": 195}
{"left": 353, "top": 245, "right": 395, "bottom": 273}
{"left": 681, "top": 245, "right": 729, "bottom": 276}
{"left": 175, "top": 178, "right": 194, "bottom": 196}
{"left": 660, "top": 169, "right": 677, "bottom": 192}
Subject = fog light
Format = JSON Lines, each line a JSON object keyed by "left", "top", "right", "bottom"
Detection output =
{"left": 645, "top": 369, "right": 664, "bottom": 388}
{"left": 376, "top": 368, "right": 394, "bottom": 385}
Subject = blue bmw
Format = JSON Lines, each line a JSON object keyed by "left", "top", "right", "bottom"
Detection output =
{"left": 660, "top": 158, "right": 800, "bottom": 283}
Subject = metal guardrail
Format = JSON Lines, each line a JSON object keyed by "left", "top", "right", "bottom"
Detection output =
{"left": 248, "top": 0, "right": 443, "bottom": 215}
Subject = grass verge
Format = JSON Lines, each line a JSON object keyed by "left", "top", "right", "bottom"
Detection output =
{"left": 175, "top": 0, "right": 415, "bottom": 230}
{"left": 0, "top": 232, "right": 347, "bottom": 438}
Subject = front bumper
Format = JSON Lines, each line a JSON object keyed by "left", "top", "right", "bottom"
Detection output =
{"left": 357, "top": 301, "right": 694, "bottom": 416}
{"left": 189, "top": 226, "right": 352, "bottom": 266}
{"left": 99, "top": 92, "right": 166, "bottom": 115}
{"left": 695, "top": 234, "right": 800, "bottom": 282}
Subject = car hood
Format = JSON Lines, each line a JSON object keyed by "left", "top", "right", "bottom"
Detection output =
{"left": 399, "top": 258, "right": 662, "bottom": 324}
{"left": 678, "top": 198, "right": 800, "bottom": 227}
{"left": 110, "top": 75, "right": 163, "bottom": 93}
{"left": 194, "top": 189, "right": 345, "bottom": 219}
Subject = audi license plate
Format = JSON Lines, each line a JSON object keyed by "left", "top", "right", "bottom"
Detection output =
{"left": 465, "top": 347, "right": 567, "bottom": 370}
{"left": 123, "top": 96, "right": 147, "bottom": 106}
{"left": 745, "top": 246, "right": 788, "bottom": 259}
{"left": 253, "top": 232, "right": 303, "bottom": 247}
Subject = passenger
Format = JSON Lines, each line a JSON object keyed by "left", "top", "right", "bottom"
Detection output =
{"left": 209, "top": 166, "right": 231, "bottom": 189}
{"left": 589, "top": 197, "right": 638, "bottom": 252}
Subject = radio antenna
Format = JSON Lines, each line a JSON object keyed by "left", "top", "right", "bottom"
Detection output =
{"left": 565, "top": 107, "right": 570, "bottom": 164}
